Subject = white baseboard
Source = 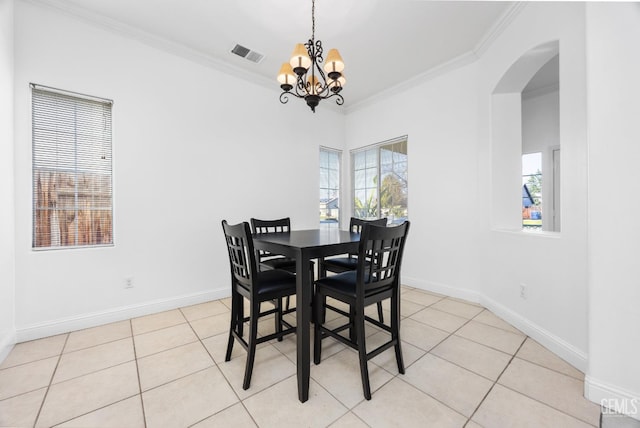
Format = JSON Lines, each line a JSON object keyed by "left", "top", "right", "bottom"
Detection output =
{"left": 586, "top": 375, "right": 640, "bottom": 421}
{"left": 0, "top": 328, "right": 17, "bottom": 364}
{"left": 479, "top": 296, "right": 588, "bottom": 372}
{"left": 402, "top": 276, "right": 588, "bottom": 372}
{"left": 15, "top": 288, "right": 229, "bottom": 343}
{"left": 403, "top": 276, "right": 482, "bottom": 304}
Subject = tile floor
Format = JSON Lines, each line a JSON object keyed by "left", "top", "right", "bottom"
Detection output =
{"left": 0, "top": 286, "right": 602, "bottom": 428}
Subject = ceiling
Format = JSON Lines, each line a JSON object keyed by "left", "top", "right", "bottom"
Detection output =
{"left": 40, "top": 0, "right": 516, "bottom": 111}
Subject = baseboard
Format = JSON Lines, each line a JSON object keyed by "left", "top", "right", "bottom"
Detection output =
{"left": 403, "top": 276, "right": 483, "bottom": 305}
{"left": 402, "top": 276, "right": 588, "bottom": 372}
{"left": 479, "top": 296, "right": 588, "bottom": 372}
{"left": 586, "top": 375, "right": 640, "bottom": 421}
{"left": 0, "top": 328, "right": 17, "bottom": 365}
{"left": 15, "top": 287, "right": 229, "bottom": 343}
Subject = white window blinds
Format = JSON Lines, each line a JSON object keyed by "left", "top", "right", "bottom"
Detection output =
{"left": 32, "top": 84, "right": 113, "bottom": 248}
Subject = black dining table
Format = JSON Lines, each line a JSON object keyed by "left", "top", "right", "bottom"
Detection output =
{"left": 252, "top": 228, "right": 360, "bottom": 402}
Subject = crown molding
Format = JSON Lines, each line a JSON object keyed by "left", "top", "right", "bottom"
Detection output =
{"left": 23, "top": 0, "right": 346, "bottom": 115}
{"left": 474, "top": 2, "right": 527, "bottom": 57}
{"left": 23, "top": 0, "right": 276, "bottom": 89}
{"left": 345, "top": 50, "right": 478, "bottom": 114}
{"left": 345, "top": 2, "right": 526, "bottom": 115}
{"left": 23, "top": 0, "right": 525, "bottom": 117}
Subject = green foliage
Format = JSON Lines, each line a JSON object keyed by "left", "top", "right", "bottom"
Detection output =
{"left": 526, "top": 169, "right": 542, "bottom": 205}
{"left": 380, "top": 173, "right": 407, "bottom": 218}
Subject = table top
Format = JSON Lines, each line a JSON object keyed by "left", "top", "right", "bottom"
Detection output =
{"left": 252, "top": 229, "right": 360, "bottom": 257}
{"left": 253, "top": 228, "right": 358, "bottom": 246}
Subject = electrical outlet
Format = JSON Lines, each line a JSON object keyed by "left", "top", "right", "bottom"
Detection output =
{"left": 124, "top": 276, "right": 134, "bottom": 289}
{"left": 520, "top": 283, "right": 527, "bottom": 299}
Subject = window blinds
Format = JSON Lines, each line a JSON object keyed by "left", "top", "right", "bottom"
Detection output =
{"left": 31, "top": 84, "right": 113, "bottom": 248}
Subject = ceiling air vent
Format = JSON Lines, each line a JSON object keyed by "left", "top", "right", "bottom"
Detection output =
{"left": 231, "top": 44, "right": 264, "bottom": 64}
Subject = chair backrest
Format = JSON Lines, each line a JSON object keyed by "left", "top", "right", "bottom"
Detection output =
{"left": 250, "top": 217, "right": 291, "bottom": 259}
{"left": 222, "top": 220, "right": 258, "bottom": 291}
{"left": 347, "top": 217, "right": 388, "bottom": 259}
{"left": 356, "top": 221, "right": 410, "bottom": 295}
{"left": 250, "top": 217, "right": 291, "bottom": 234}
{"left": 349, "top": 217, "right": 388, "bottom": 233}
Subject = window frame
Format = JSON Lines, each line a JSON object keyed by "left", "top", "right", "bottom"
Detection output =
{"left": 351, "top": 136, "right": 408, "bottom": 224}
{"left": 31, "top": 83, "right": 114, "bottom": 250}
{"left": 319, "top": 146, "right": 341, "bottom": 229}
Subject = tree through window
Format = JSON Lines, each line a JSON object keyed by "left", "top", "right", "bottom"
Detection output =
{"left": 352, "top": 137, "right": 408, "bottom": 224}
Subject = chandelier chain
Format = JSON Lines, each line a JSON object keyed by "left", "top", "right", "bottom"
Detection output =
{"left": 311, "top": 0, "right": 315, "bottom": 41}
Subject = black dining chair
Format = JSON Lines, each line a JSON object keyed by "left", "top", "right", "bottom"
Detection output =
{"left": 319, "top": 217, "right": 388, "bottom": 323}
{"left": 222, "top": 220, "right": 297, "bottom": 390}
{"left": 250, "top": 217, "right": 314, "bottom": 312}
{"left": 313, "top": 221, "right": 410, "bottom": 400}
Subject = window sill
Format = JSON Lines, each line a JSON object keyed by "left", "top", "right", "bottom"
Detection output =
{"left": 490, "top": 228, "right": 562, "bottom": 238}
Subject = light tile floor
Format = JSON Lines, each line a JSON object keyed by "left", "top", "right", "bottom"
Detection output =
{"left": 0, "top": 286, "right": 602, "bottom": 427}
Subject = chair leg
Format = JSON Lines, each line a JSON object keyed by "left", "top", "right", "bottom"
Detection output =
{"left": 275, "top": 298, "right": 283, "bottom": 342}
{"left": 237, "top": 296, "right": 244, "bottom": 338}
{"left": 376, "top": 301, "right": 384, "bottom": 324}
{"left": 349, "top": 306, "right": 357, "bottom": 343}
{"left": 355, "top": 309, "right": 372, "bottom": 400}
{"left": 285, "top": 296, "right": 290, "bottom": 311}
{"left": 243, "top": 299, "right": 260, "bottom": 390}
{"left": 391, "top": 294, "right": 405, "bottom": 374}
{"left": 225, "top": 292, "right": 240, "bottom": 362}
{"left": 313, "top": 290, "right": 323, "bottom": 364}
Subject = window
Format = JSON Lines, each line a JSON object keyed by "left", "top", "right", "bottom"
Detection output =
{"left": 522, "top": 152, "right": 542, "bottom": 230}
{"left": 32, "top": 84, "right": 113, "bottom": 248}
{"left": 319, "top": 147, "right": 340, "bottom": 229}
{"left": 352, "top": 137, "right": 408, "bottom": 224}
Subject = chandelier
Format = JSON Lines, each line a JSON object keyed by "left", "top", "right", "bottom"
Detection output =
{"left": 277, "top": 0, "right": 345, "bottom": 113}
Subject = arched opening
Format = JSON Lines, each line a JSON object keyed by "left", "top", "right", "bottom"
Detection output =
{"left": 491, "top": 41, "right": 560, "bottom": 232}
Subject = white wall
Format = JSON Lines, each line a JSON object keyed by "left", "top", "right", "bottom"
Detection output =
{"left": 346, "top": 2, "right": 589, "bottom": 371}
{"left": 522, "top": 89, "right": 560, "bottom": 154}
{"left": 345, "top": 62, "right": 482, "bottom": 297}
{"left": 476, "top": 2, "right": 589, "bottom": 369}
{"left": 0, "top": 0, "right": 16, "bottom": 360}
{"left": 585, "top": 3, "right": 640, "bottom": 418}
{"left": 13, "top": 1, "right": 345, "bottom": 340}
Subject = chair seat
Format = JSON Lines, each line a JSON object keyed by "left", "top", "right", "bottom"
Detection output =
{"left": 260, "top": 257, "right": 315, "bottom": 272}
{"left": 322, "top": 257, "right": 357, "bottom": 271}
{"left": 260, "top": 256, "right": 296, "bottom": 270}
{"left": 256, "top": 269, "right": 297, "bottom": 295}
{"left": 316, "top": 271, "right": 387, "bottom": 298}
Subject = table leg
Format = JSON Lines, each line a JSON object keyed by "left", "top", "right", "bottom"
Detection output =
{"left": 296, "top": 252, "right": 311, "bottom": 402}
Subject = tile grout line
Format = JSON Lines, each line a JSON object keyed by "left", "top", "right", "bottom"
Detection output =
{"left": 494, "top": 356, "right": 600, "bottom": 428}
{"left": 511, "top": 353, "right": 586, "bottom": 382}
{"left": 389, "top": 307, "right": 493, "bottom": 422}
{"left": 495, "top": 382, "right": 600, "bottom": 428}
{"left": 32, "top": 333, "right": 70, "bottom": 428}
{"left": 179, "top": 306, "right": 263, "bottom": 428}
{"left": 2, "top": 294, "right": 598, "bottom": 427}
{"left": 463, "top": 336, "right": 528, "bottom": 427}
{"left": 129, "top": 319, "right": 148, "bottom": 428}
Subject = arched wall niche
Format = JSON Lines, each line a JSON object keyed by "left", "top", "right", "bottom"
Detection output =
{"left": 491, "top": 40, "right": 560, "bottom": 232}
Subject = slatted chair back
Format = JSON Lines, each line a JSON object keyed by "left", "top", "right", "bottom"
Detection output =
{"left": 356, "top": 221, "right": 410, "bottom": 295}
{"left": 222, "top": 220, "right": 257, "bottom": 292}
{"left": 250, "top": 217, "right": 291, "bottom": 260}
{"left": 348, "top": 217, "right": 387, "bottom": 259}
{"left": 349, "top": 217, "right": 387, "bottom": 233}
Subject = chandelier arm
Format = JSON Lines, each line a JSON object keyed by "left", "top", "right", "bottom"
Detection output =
{"left": 279, "top": 92, "right": 290, "bottom": 105}
{"left": 281, "top": 89, "right": 306, "bottom": 101}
